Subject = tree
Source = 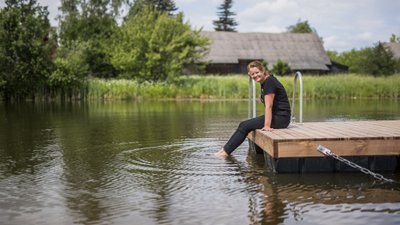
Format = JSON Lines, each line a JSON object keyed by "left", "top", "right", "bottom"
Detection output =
{"left": 286, "top": 18, "right": 324, "bottom": 44}
{"left": 271, "top": 59, "right": 291, "bottom": 76}
{"left": 57, "top": 0, "right": 121, "bottom": 78}
{"left": 0, "top": 0, "right": 55, "bottom": 101}
{"left": 128, "top": 0, "right": 178, "bottom": 17}
{"left": 213, "top": 0, "right": 238, "bottom": 32}
{"left": 287, "top": 19, "right": 315, "bottom": 33}
{"left": 360, "top": 42, "right": 397, "bottom": 76}
{"left": 48, "top": 41, "right": 89, "bottom": 99}
{"left": 110, "top": 7, "right": 209, "bottom": 82}
{"left": 390, "top": 34, "right": 400, "bottom": 43}
{"left": 326, "top": 50, "right": 339, "bottom": 62}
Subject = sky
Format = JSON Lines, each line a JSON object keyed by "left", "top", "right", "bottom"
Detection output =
{"left": 1, "top": 0, "right": 399, "bottom": 52}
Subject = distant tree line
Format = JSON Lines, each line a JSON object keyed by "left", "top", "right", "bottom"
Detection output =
{"left": 0, "top": 1, "right": 399, "bottom": 102}
{"left": 288, "top": 19, "right": 400, "bottom": 76}
{"left": 327, "top": 42, "right": 400, "bottom": 76}
{"left": 0, "top": 0, "right": 208, "bottom": 102}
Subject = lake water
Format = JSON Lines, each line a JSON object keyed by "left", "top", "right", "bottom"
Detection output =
{"left": 0, "top": 99, "right": 399, "bottom": 225}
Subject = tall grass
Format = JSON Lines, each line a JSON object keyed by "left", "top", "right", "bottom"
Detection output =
{"left": 86, "top": 74, "right": 400, "bottom": 100}
{"left": 87, "top": 76, "right": 249, "bottom": 99}
{"left": 289, "top": 74, "right": 400, "bottom": 99}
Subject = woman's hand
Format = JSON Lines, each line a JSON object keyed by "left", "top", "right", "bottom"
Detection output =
{"left": 261, "top": 127, "right": 274, "bottom": 132}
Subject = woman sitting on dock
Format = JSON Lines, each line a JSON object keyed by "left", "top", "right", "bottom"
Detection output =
{"left": 215, "top": 61, "right": 291, "bottom": 158}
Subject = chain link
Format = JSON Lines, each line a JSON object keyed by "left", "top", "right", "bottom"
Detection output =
{"left": 317, "top": 145, "right": 397, "bottom": 183}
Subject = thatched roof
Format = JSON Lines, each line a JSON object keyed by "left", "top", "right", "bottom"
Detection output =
{"left": 385, "top": 42, "right": 400, "bottom": 59}
{"left": 201, "top": 31, "right": 331, "bottom": 71}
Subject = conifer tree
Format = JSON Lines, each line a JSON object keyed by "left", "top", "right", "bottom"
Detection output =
{"left": 213, "top": 0, "right": 238, "bottom": 32}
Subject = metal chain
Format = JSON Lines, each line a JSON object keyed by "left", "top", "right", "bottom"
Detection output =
{"left": 317, "top": 145, "right": 397, "bottom": 183}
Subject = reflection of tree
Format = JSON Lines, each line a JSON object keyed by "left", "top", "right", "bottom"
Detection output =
{"left": 0, "top": 103, "right": 61, "bottom": 223}
{"left": 55, "top": 102, "right": 114, "bottom": 223}
{"left": 128, "top": 157, "right": 181, "bottom": 224}
{"left": 55, "top": 100, "right": 220, "bottom": 223}
{"left": 0, "top": 103, "right": 56, "bottom": 175}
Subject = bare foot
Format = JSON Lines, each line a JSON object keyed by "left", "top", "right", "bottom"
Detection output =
{"left": 214, "top": 148, "right": 229, "bottom": 159}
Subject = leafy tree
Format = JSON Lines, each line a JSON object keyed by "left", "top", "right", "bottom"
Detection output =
{"left": 213, "top": 0, "right": 238, "bottom": 32}
{"left": 0, "top": 0, "right": 55, "bottom": 101}
{"left": 360, "top": 42, "right": 397, "bottom": 76}
{"left": 331, "top": 42, "right": 398, "bottom": 75}
{"left": 128, "top": 0, "right": 178, "bottom": 17}
{"left": 326, "top": 50, "right": 339, "bottom": 62}
{"left": 110, "top": 7, "right": 209, "bottom": 82}
{"left": 287, "top": 19, "right": 315, "bottom": 33}
{"left": 390, "top": 34, "right": 400, "bottom": 43}
{"left": 271, "top": 59, "right": 291, "bottom": 76}
{"left": 287, "top": 19, "right": 324, "bottom": 44}
{"left": 48, "top": 41, "right": 89, "bottom": 99}
{"left": 326, "top": 49, "right": 363, "bottom": 73}
{"left": 57, "top": 0, "right": 121, "bottom": 78}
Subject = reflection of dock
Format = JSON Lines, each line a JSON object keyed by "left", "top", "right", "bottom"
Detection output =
{"left": 248, "top": 120, "right": 400, "bottom": 173}
{"left": 258, "top": 173, "right": 400, "bottom": 205}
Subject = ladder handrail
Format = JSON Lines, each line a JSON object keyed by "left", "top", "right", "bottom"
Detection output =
{"left": 249, "top": 71, "right": 303, "bottom": 122}
{"left": 291, "top": 71, "right": 303, "bottom": 123}
{"left": 248, "top": 77, "right": 257, "bottom": 118}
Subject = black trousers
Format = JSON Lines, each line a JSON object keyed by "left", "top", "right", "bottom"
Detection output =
{"left": 223, "top": 114, "right": 291, "bottom": 154}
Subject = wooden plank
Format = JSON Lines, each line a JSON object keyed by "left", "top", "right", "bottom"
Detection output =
{"left": 320, "top": 122, "right": 391, "bottom": 139}
{"left": 277, "top": 139, "right": 400, "bottom": 157}
{"left": 248, "top": 120, "right": 400, "bottom": 158}
{"left": 248, "top": 130, "right": 276, "bottom": 157}
{"left": 346, "top": 121, "right": 400, "bottom": 135}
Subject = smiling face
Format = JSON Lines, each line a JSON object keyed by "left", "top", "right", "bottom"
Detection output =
{"left": 248, "top": 67, "right": 267, "bottom": 83}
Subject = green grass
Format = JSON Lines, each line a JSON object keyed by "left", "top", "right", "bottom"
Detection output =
{"left": 86, "top": 74, "right": 400, "bottom": 100}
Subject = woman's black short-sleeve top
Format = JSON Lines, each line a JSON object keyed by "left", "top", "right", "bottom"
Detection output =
{"left": 260, "top": 75, "right": 291, "bottom": 116}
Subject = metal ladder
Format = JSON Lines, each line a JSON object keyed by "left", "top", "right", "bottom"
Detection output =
{"left": 248, "top": 78, "right": 257, "bottom": 118}
{"left": 248, "top": 72, "right": 303, "bottom": 122}
{"left": 291, "top": 71, "right": 303, "bottom": 123}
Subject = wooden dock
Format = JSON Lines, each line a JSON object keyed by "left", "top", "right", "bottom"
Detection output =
{"left": 247, "top": 120, "right": 400, "bottom": 172}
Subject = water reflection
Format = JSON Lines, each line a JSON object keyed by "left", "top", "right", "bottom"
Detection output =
{"left": 244, "top": 151, "right": 400, "bottom": 225}
{"left": 0, "top": 99, "right": 399, "bottom": 225}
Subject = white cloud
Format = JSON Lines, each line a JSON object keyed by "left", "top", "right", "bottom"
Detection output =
{"left": 354, "top": 32, "right": 373, "bottom": 41}
{"left": 175, "top": 0, "right": 199, "bottom": 4}
{"left": 3, "top": 0, "right": 399, "bottom": 52}
{"left": 238, "top": 0, "right": 298, "bottom": 22}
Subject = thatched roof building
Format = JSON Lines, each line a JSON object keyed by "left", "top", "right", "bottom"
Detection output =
{"left": 385, "top": 42, "right": 400, "bottom": 59}
{"left": 199, "top": 31, "right": 338, "bottom": 74}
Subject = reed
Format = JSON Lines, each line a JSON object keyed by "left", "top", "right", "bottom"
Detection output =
{"left": 86, "top": 74, "right": 400, "bottom": 100}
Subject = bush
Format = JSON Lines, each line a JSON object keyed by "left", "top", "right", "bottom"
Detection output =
{"left": 271, "top": 59, "right": 292, "bottom": 76}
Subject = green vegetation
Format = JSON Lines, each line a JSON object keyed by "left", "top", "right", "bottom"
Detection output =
{"left": 213, "top": 0, "right": 238, "bottom": 32}
{"left": 85, "top": 74, "right": 400, "bottom": 100}
{"left": 271, "top": 59, "right": 292, "bottom": 76}
{"left": 287, "top": 19, "right": 316, "bottom": 34}
{"left": 390, "top": 34, "right": 400, "bottom": 43}
{"left": 87, "top": 75, "right": 249, "bottom": 99}
{"left": 327, "top": 42, "right": 400, "bottom": 75}
{"left": 109, "top": 7, "right": 208, "bottom": 82}
{"left": 0, "top": 0, "right": 55, "bottom": 101}
{"left": 298, "top": 74, "right": 400, "bottom": 99}
{"left": 0, "top": 0, "right": 208, "bottom": 102}
{"left": 0, "top": 1, "right": 399, "bottom": 102}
